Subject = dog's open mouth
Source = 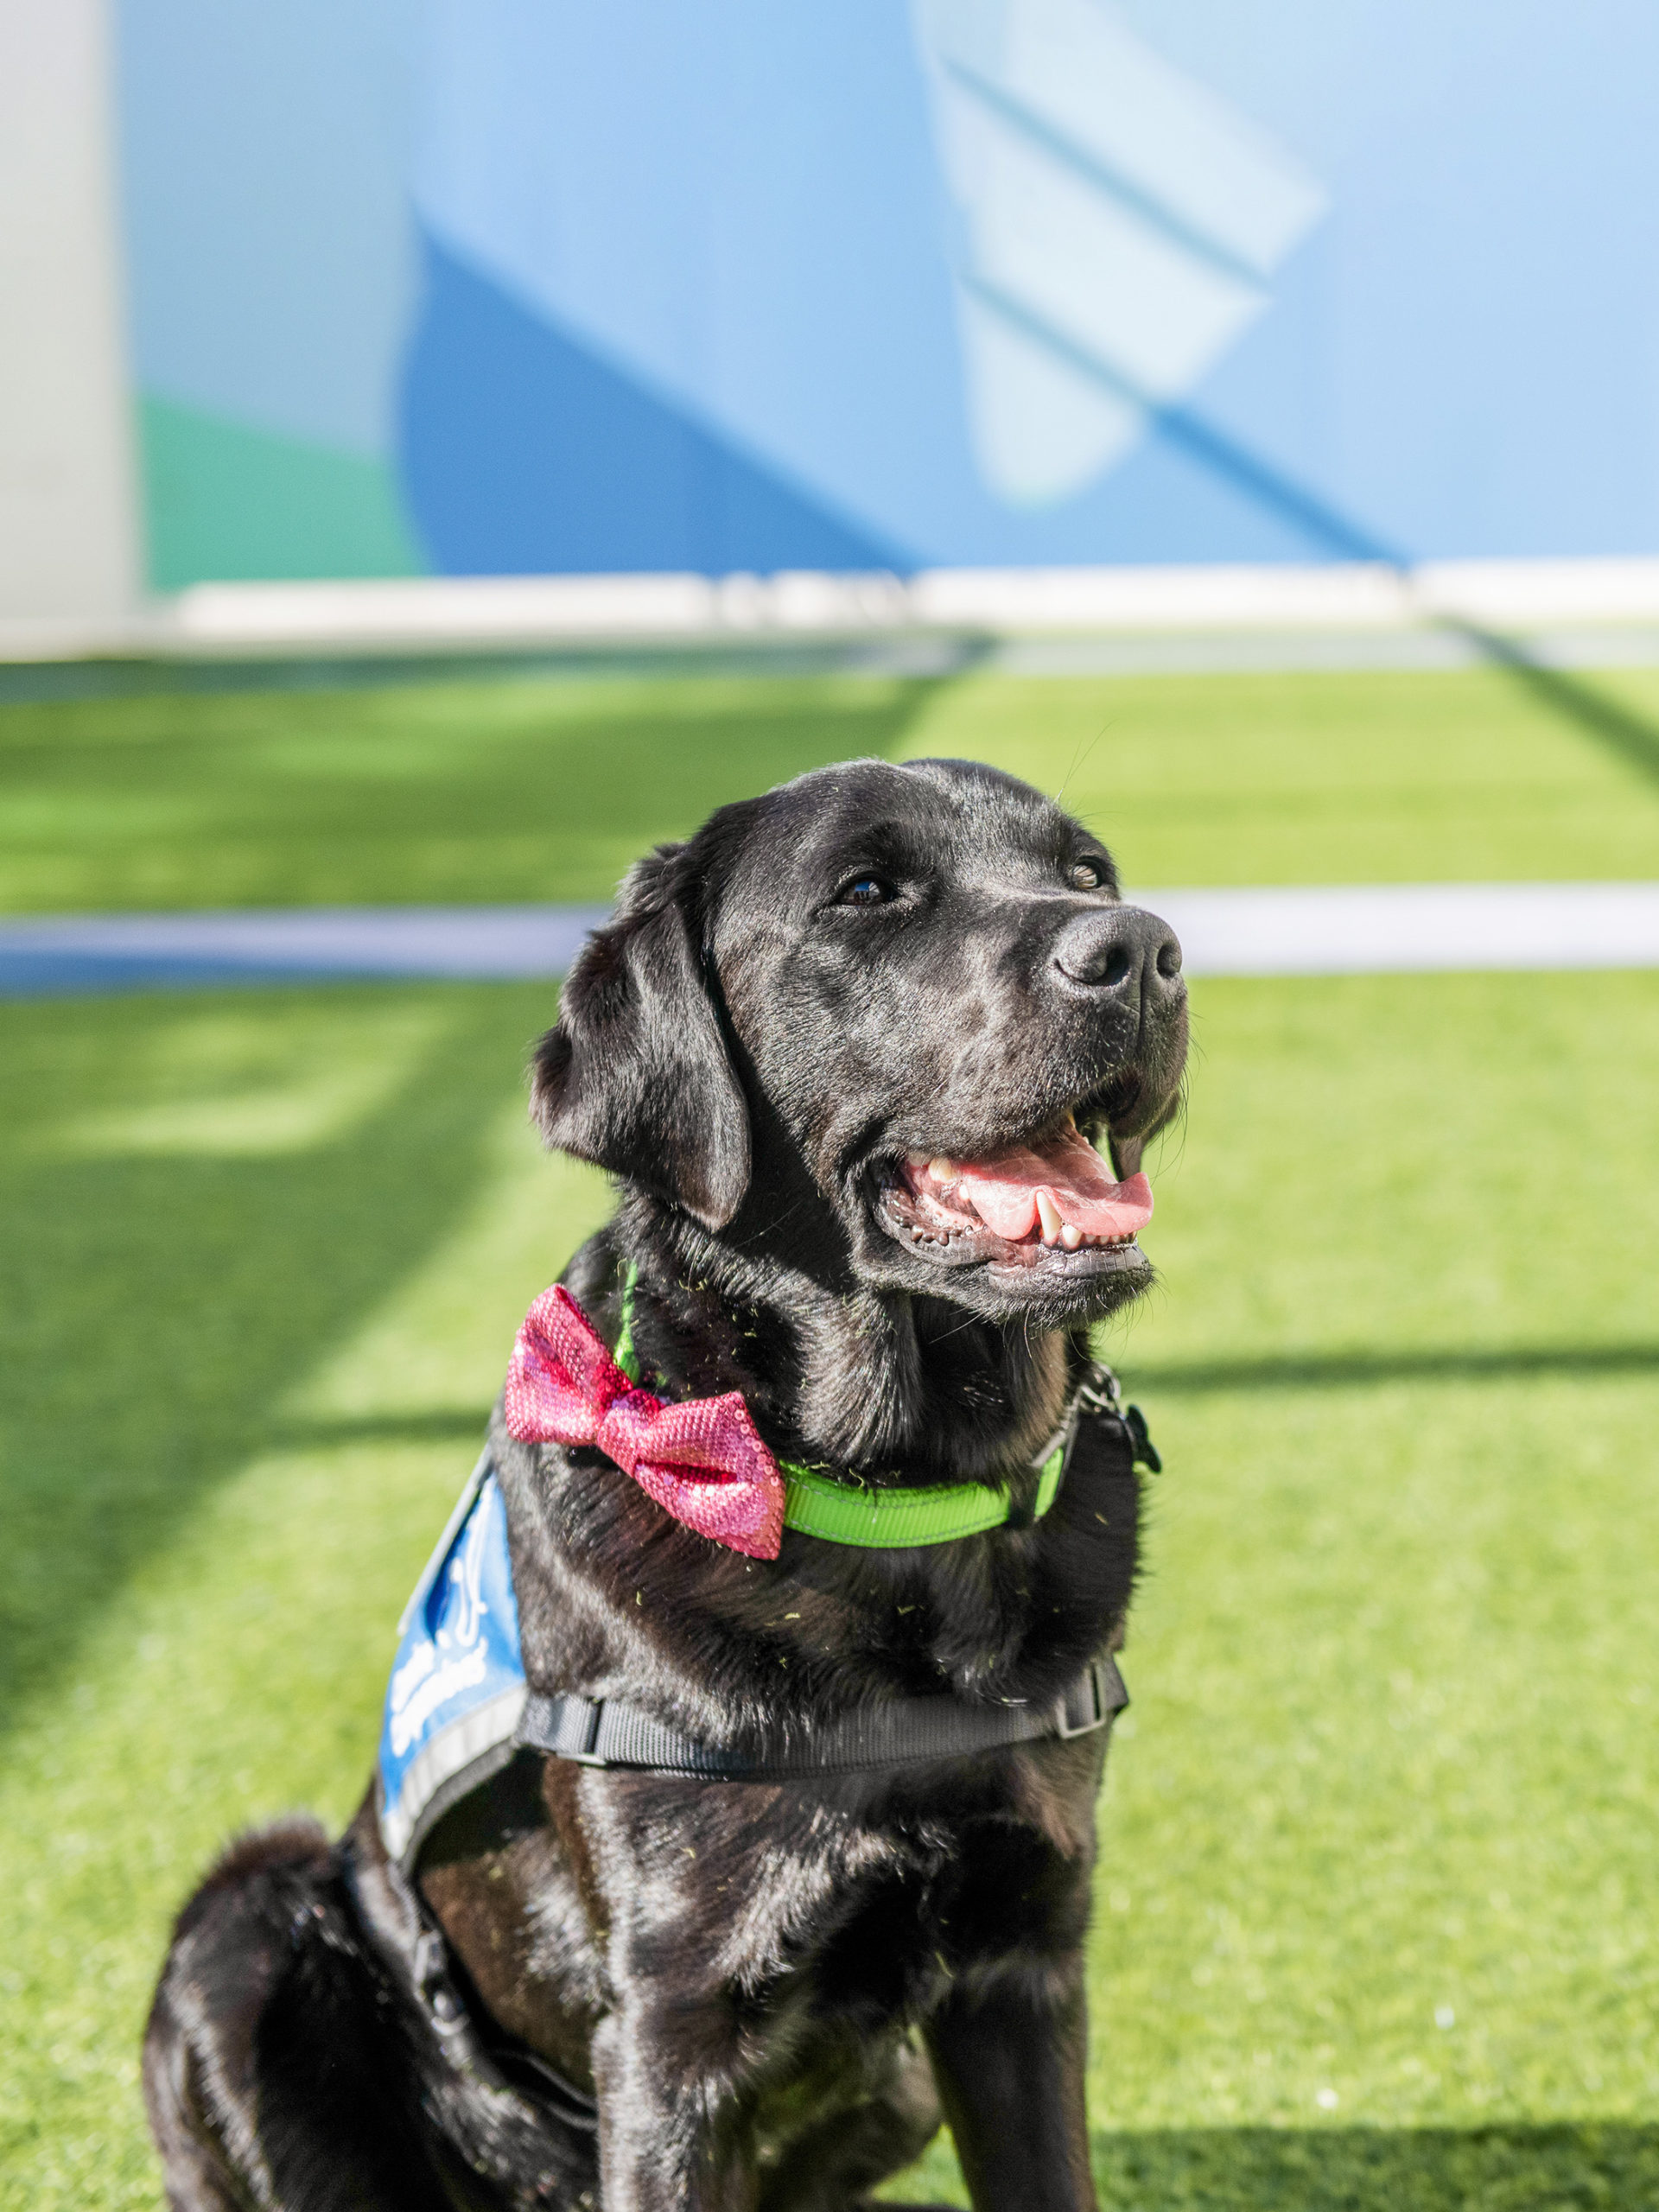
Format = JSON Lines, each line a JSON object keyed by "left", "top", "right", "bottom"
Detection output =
{"left": 874, "top": 1118, "right": 1153, "bottom": 1274}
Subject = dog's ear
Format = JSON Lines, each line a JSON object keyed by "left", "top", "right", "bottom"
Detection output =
{"left": 531, "top": 847, "right": 750, "bottom": 1230}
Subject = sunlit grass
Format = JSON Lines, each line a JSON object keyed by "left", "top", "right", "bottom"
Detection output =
{"left": 3, "top": 654, "right": 1655, "bottom": 2206}
{"left": 902, "top": 664, "right": 1659, "bottom": 887}
{"left": 3, "top": 658, "right": 1657, "bottom": 914}
{"left": 52, "top": 1001, "right": 444, "bottom": 1157}
{"left": 0, "top": 675, "right": 937, "bottom": 913}
{"left": 2, "top": 968, "right": 1654, "bottom": 2209}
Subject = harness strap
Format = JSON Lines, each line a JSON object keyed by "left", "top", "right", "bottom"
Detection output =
{"left": 342, "top": 1834, "right": 601, "bottom": 2136}
{"left": 517, "top": 1654, "right": 1126, "bottom": 1779}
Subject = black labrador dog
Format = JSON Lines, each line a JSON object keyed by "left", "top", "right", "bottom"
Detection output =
{"left": 144, "top": 756, "right": 1187, "bottom": 2212}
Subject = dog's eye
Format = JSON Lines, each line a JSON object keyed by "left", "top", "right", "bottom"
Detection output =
{"left": 1070, "top": 860, "right": 1104, "bottom": 892}
{"left": 840, "top": 875, "right": 895, "bottom": 907}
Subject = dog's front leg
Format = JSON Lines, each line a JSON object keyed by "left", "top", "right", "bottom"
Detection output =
{"left": 924, "top": 1964, "right": 1096, "bottom": 2212}
{"left": 591, "top": 2002, "right": 755, "bottom": 2212}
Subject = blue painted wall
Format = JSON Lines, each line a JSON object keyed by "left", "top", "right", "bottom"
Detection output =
{"left": 115, "top": 1, "right": 1659, "bottom": 583}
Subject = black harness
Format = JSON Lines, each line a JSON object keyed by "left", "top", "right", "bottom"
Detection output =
{"left": 518, "top": 1653, "right": 1128, "bottom": 1779}
{"left": 379, "top": 1363, "right": 1157, "bottom": 1877}
{"left": 356, "top": 1374, "right": 1158, "bottom": 2130}
{"left": 513, "top": 1362, "right": 1153, "bottom": 1782}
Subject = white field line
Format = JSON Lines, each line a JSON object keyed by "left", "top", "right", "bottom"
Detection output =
{"left": 10, "top": 558, "right": 1659, "bottom": 664}
{"left": 1135, "top": 884, "right": 1659, "bottom": 976}
{"left": 2, "top": 887, "right": 1656, "bottom": 997}
{"left": 0, "top": 906, "right": 608, "bottom": 993}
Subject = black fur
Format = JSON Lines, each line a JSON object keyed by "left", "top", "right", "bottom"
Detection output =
{"left": 146, "top": 758, "right": 1188, "bottom": 2211}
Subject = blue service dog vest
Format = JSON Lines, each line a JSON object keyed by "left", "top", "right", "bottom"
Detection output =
{"left": 378, "top": 1454, "right": 526, "bottom": 1866}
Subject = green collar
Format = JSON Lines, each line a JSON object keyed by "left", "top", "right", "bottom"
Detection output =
{"left": 615, "top": 1264, "right": 1074, "bottom": 1550}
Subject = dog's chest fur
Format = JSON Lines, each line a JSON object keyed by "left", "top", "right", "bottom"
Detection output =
{"left": 418, "top": 1716, "right": 1116, "bottom": 2107}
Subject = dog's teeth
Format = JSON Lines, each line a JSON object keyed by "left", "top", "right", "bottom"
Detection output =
{"left": 905, "top": 1149, "right": 928, "bottom": 1166}
{"left": 928, "top": 1154, "right": 958, "bottom": 1185}
{"left": 1060, "top": 1223, "right": 1083, "bottom": 1250}
{"left": 1036, "top": 1192, "right": 1063, "bottom": 1244}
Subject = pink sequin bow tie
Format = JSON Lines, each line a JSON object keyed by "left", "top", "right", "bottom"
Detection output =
{"left": 503, "top": 1285, "right": 786, "bottom": 1560}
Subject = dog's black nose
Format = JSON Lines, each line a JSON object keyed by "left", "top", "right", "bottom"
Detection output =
{"left": 1052, "top": 906, "right": 1183, "bottom": 1004}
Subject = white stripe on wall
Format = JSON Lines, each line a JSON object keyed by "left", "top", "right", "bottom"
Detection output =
{"left": 12, "top": 557, "right": 1659, "bottom": 667}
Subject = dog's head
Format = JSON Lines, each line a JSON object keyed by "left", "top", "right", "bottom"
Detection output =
{"left": 532, "top": 757, "right": 1187, "bottom": 1326}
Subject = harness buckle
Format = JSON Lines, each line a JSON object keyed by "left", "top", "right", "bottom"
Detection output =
{"left": 1053, "top": 1658, "right": 1106, "bottom": 1738}
{"left": 1075, "top": 1361, "right": 1123, "bottom": 1416}
{"left": 569, "top": 1697, "right": 606, "bottom": 1764}
{"left": 1031, "top": 1360, "right": 1121, "bottom": 1478}
{"left": 1053, "top": 1656, "right": 1130, "bottom": 1739}
{"left": 1073, "top": 1366, "right": 1162, "bottom": 1473}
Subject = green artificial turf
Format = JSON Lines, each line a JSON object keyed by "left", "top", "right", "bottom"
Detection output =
{"left": 0, "top": 674, "right": 938, "bottom": 914}
{"left": 3, "top": 657, "right": 1657, "bottom": 914}
{"left": 3, "top": 651, "right": 1655, "bottom": 2205}
{"left": 902, "top": 664, "right": 1659, "bottom": 889}
{"left": 3, "top": 967, "right": 1655, "bottom": 2209}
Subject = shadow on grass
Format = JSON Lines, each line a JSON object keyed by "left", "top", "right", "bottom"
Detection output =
{"left": 0, "top": 675, "right": 956, "bottom": 1730}
{"left": 0, "top": 639, "right": 993, "bottom": 709}
{"left": 0, "top": 660, "right": 968, "bottom": 915}
{"left": 1091, "top": 2120, "right": 1658, "bottom": 2209}
{"left": 1135, "top": 1342, "right": 1659, "bottom": 1396}
{"left": 0, "top": 985, "right": 539, "bottom": 1734}
{"left": 1464, "top": 629, "right": 1659, "bottom": 791}
{"left": 271, "top": 1340, "right": 1659, "bottom": 1448}
{"left": 275, "top": 1408, "right": 497, "bottom": 1450}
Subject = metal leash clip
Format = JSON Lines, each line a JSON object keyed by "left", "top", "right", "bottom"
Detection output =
{"left": 1075, "top": 1362, "right": 1162, "bottom": 1473}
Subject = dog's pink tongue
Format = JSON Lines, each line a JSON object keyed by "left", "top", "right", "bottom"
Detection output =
{"left": 956, "top": 1127, "right": 1154, "bottom": 1241}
